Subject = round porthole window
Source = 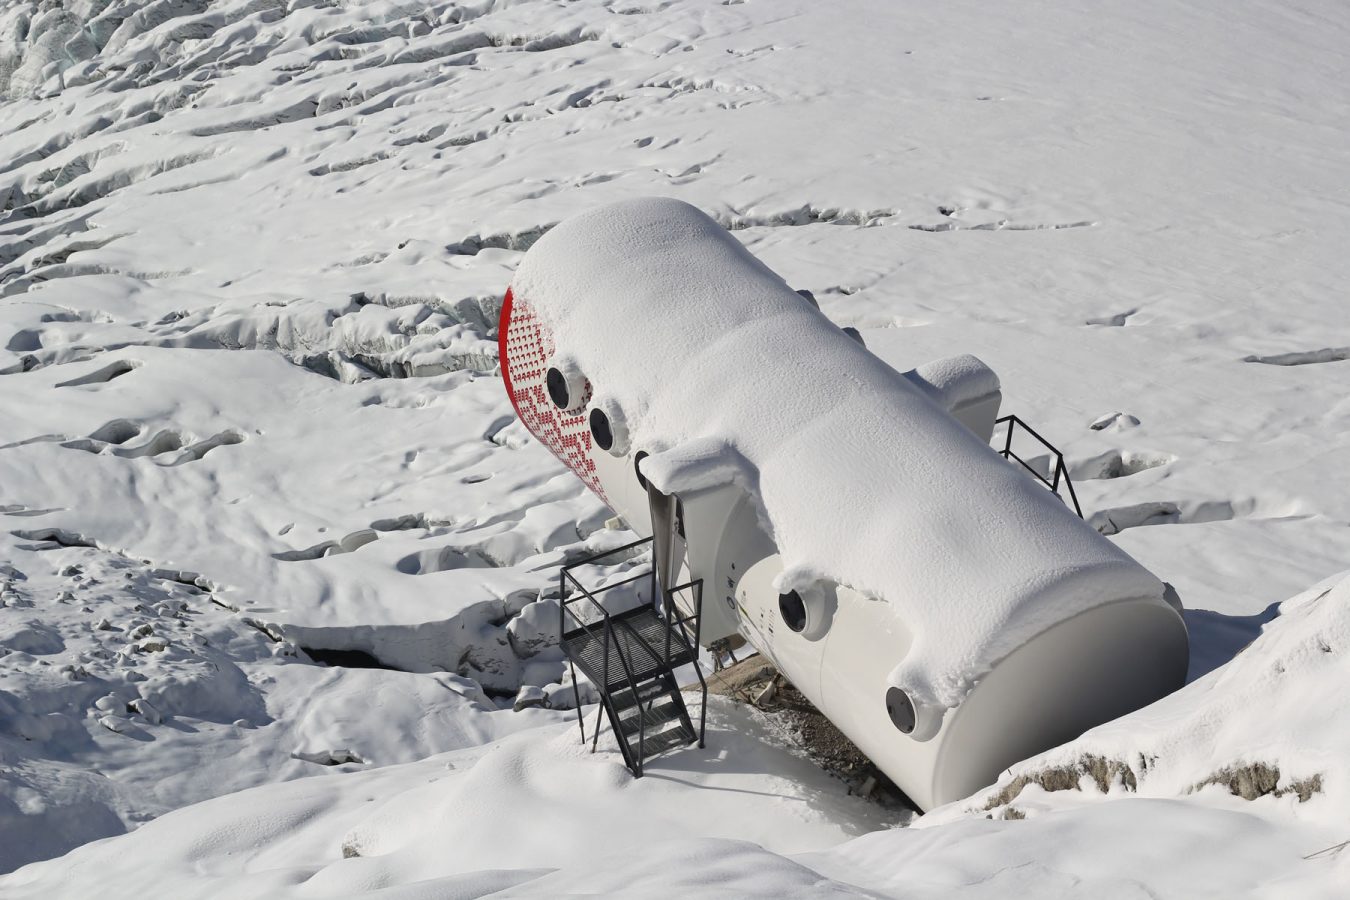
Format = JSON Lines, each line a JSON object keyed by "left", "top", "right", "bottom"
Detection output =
{"left": 885, "top": 687, "right": 916, "bottom": 734}
{"left": 779, "top": 591, "right": 807, "bottom": 633}
{"left": 546, "top": 367, "right": 570, "bottom": 409}
{"left": 589, "top": 407, "right": 614, "bottom": 451}
{"left": 589, "top": 397, "right": 630, "bottom": 457}
{"left": 544, "top": 357, "right": 591, "bottom": 413}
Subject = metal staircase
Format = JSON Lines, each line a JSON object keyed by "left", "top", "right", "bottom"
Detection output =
{"left": 557, "top": 537, "right": 708, "bottom": 777}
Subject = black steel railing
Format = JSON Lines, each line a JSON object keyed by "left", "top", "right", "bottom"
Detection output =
{"left": 558, "top": 537, "right": 650, "bottom": 769}
{"left": 994, "top": 414, "right": 1083, "bottom": 518}
{"left": 663, "top": 578, "right": 708, "bottom": 750}
{"left": 557, "top": 537, "right": 707, "bottom": 775}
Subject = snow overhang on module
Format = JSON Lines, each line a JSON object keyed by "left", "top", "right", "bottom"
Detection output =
{"left": 499, "top": 197, "right": 1188, "bottom": 809}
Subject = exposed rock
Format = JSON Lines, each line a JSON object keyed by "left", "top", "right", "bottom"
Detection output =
{"left": 1191, "top": 764, "right": 1322, "bottom": 803}
{"left": 292, "top": 748, "right": 365, "bottom": 766}
{"left": 983, "top": 755, "right": 1139, "bottom": 810}
{"left": 129, "top": 697, "right": 162, "bottom": 725}
{"left": 513, "top": 685, "right": 547, "bottom": 711}
{"left": 701, "top": 654, "right": 912, "bottom": 809}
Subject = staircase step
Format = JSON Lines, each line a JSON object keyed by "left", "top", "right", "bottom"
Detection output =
{"left": 617, "top": 697, "right": 685, "bottom": 738}
{"left": 556, "top": 572, "right": 706, "bottom": 775}
{"left": 633, "top": 722, "right": 696, "bottom": 759}
{"left": 609, "top": 679, "right": 669, "bottom": 711}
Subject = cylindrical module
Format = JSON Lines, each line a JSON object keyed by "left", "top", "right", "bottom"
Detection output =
{"left": 499, "top": 197, "right": 1188, "bottom": 810}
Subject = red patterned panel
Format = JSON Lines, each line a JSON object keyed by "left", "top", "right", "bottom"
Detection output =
{"left": 498, "top": 288, "right": 608, "bottom": 503}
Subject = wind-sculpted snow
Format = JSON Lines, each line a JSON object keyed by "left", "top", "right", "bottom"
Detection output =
{"left": 5, "top": 577, "right": 1350, "bottom": 897}
{"left": 1, "top": 0, "right": 1349, "bottom": 891}
{"left": 0, "top": 525, "right": 580, "bottom": 871}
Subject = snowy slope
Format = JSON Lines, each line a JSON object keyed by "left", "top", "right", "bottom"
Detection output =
{"left": 6, "top": 572, "right": 1349, "bottom": 897}
{"left": 2, "top": 0, "right": 1349, "bottom": 893}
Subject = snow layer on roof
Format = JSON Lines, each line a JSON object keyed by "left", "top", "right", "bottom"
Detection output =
{"left": 512, "top": 197, "right": 1164, "bottom": 709}
{"left": 903, "top": 353, "right": 1001, "bottom": 411}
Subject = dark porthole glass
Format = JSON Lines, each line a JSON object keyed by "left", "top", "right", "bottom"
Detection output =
{"left": 778, "top": 591, "right": 806, "bottom": 633}
{"left": 885, "top": 686, "right": 916, "bottom": 734}
{"left": 546, "top": 367, "right": 569, "bottom": 409}
{"left": 589, "top": 407, "right": 614, "bottom": 451}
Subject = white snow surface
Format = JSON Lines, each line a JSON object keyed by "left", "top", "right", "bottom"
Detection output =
{"left": 514, "top": 196, "right": 1164, "bottom": 710}
{"left": 0, "top": 0, "right": 1348, "bottom": 895}
{"left": 6, "top": 572, "right": 1350, "bottom": 898}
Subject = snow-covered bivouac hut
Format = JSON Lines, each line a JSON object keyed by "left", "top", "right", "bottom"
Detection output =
{"left": 498, "top": 197, "right": 1188, "bottom": 810}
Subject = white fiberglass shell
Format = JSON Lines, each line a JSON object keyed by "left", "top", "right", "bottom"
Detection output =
{"left": 506, "top": 196, "right": 1178, "bottom": 714}
{"left": 733, "top": 551, "right": 1188, "bottom": 809}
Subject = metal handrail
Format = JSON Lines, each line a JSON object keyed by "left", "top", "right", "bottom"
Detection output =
{"left": 995, "top": 414, "right": 1084, "bottom": 518}
{"left": 556, "top": 537, "right": 710, "bottom": 768}
{"left": 665, "top": 579, "right": 708, "bottom": 748}
{"left": 558, "top": 567, "right": 607, "bottom": 746}
{"left": 557, "top": 564, "right": 634, "bottom": 748}
{"left": 560, "top": 565, "right": 649, "bottom": 773}
{"left": 568, "top": 565, "right": 657, "bottom": 773}
{"left": 557, "top": 536, "right": 655, "bottom": 662}
{"left": 662, "top": 579, "right": 703, "bottom": 651}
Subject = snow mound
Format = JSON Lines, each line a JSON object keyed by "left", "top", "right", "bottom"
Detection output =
{"left": 0, "top": 535, "right": 568, "bottom": 872}
{"left": 8, "top": 573, "right": 1350, "bottom": 898}
{"left": 0, "top": 699, "right": 895, "bottom": 898}
{"left": 977, "top": 569, "right": 1350, "bottom": 822}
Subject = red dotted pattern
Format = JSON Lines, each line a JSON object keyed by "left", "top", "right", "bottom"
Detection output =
{"left": 499, "top": 289, "right": 608, "bottom": 503}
